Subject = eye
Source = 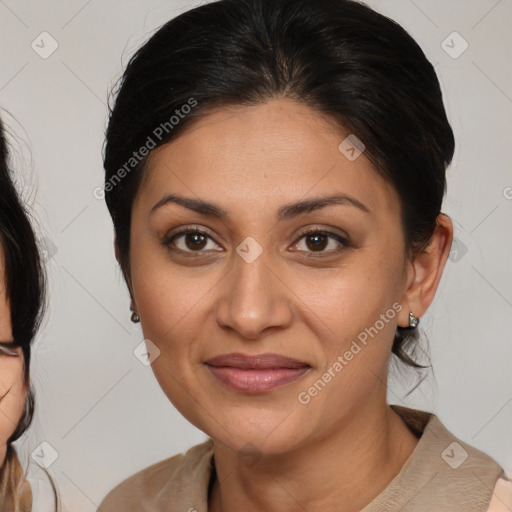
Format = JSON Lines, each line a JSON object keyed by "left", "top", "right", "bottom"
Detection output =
{"left": 163, "top": 226, "right": 350, "bottom": 257}
{"left": 163, "top": 227, "right": 222, "bottom": 254}
{"left": 291, "top": 228, "right": 350, "bottom": 256}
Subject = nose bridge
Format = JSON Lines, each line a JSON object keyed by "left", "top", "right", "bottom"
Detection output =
{"left": 215, "top": 236, "right": 293, "bottom": 338}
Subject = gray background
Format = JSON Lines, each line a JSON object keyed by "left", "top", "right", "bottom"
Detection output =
{"left": 1, "top": 0, "right": 511, "bottom": 510}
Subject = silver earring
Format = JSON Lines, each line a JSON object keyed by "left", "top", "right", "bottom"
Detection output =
{"left": 408, "top": 312, "right": 419, "bottom": 328}
{"left": 130, "top": 311, "right": 140, "bottom": 323}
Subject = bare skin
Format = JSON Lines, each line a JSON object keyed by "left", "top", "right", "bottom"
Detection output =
{"left": 124, "top": 98, "right": 453, "bottom": 511}
{"left": 0, "top": 246, "right": 27, "bottom": 467}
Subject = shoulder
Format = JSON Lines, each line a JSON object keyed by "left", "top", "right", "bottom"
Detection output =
{"left": 388, "top": 405, "right": 506, "bottom": 509}
{"left": 98, "top": 438, "right": 214, "bottom": 512}
{"left": 98, "top": 455, "right": 184, "bottom": 510}
{"left": 487, "top": 476, "right": 512, "bottom": 511}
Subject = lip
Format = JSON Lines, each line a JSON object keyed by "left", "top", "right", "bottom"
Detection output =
{"left": 204, "top": 352, "right": 310, "bottom": 369}
{"left": 204, "top": 352, "right": 311, "bottom": 393}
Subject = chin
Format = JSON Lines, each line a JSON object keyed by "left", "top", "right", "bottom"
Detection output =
{"left": 205, "top": 412, "right": 307, "bottom": 455}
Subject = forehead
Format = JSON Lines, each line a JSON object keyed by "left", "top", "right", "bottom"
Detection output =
{"left": 135, "top": 99, "right": 400, "bottom": 219}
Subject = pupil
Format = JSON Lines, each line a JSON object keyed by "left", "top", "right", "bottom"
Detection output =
{"left": 187, "top": 233, "right": 207, "bottom": 250}
{"left": 307, "top": 234, "right": 327, "bottom": 251}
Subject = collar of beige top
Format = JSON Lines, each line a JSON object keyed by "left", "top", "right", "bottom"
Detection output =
{"left": 361, "top": 405, "right": 504, "bottom": 511}
{"left": 98, "top": 405, "right": 504, "bottom": 512}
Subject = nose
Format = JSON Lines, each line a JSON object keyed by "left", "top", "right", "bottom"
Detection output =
{"left": 214, "top": 245, "right": 294, "bottom": 340}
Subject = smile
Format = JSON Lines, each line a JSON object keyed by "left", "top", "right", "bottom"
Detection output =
{"left": 205, "top": 365, "right": 311, "bottom": 393}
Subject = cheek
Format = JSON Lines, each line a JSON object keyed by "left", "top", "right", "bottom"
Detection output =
{"left": 130, "top": 257, "right": 213, "bottom": 403}
{"left": 294, "top": 248, "right": 403, "bottom": 342}
{"left": 296, "top": 248, "right": 404, "bottom": 399}
{"left": 0, "top": 443, "right": 6, "bottom": 466}
{"left": 132, "top": 264, "right": 213, "bottom": 342}
{"left": 0, "top": 356, "right": 29, "bottom": 458}
{"left": 132, "top": 270, "right": 210, "bottom": 427}
{"left": 0, "top": 389, "right": 27, "bottom": 450}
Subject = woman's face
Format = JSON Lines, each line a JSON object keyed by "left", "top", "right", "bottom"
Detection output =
{"left": 128, "top": 98, "right": 415, "bottom": 454}
{"left": 0, "top": 246, "right": 27, "bottom": 466}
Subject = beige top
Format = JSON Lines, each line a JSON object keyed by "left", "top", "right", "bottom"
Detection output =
{"left": 98, "top": 405, "right": 512, "bottom": 511}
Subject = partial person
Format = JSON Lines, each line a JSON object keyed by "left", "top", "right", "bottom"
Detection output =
{"left": 0, "top": 115, "right": 55, "bottom": 511}
{"left": 98, "top": 1, "right": 512, "bottom": 510}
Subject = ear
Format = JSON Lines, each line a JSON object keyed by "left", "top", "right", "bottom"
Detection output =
{"left": 397, "top": 214, "right": 453, "bottom": 327}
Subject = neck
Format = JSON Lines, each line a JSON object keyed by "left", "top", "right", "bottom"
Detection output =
{"left": 209, "top": 400, "right": 419, "bottom": 512}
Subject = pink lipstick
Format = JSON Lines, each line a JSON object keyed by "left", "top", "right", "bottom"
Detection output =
{"left": 204, "top": 352, "right": 311, "bottom": 393}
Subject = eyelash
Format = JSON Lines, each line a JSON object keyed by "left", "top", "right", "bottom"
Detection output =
{"left": 162, "top": 226, "right": 351, "bottom": 258}
{"left": 0, "top": 342, "right": 18, "bottom": 357}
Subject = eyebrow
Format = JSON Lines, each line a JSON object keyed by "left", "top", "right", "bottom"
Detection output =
{"left": 150, "top": 193, "right": 371, "bottom": 220}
